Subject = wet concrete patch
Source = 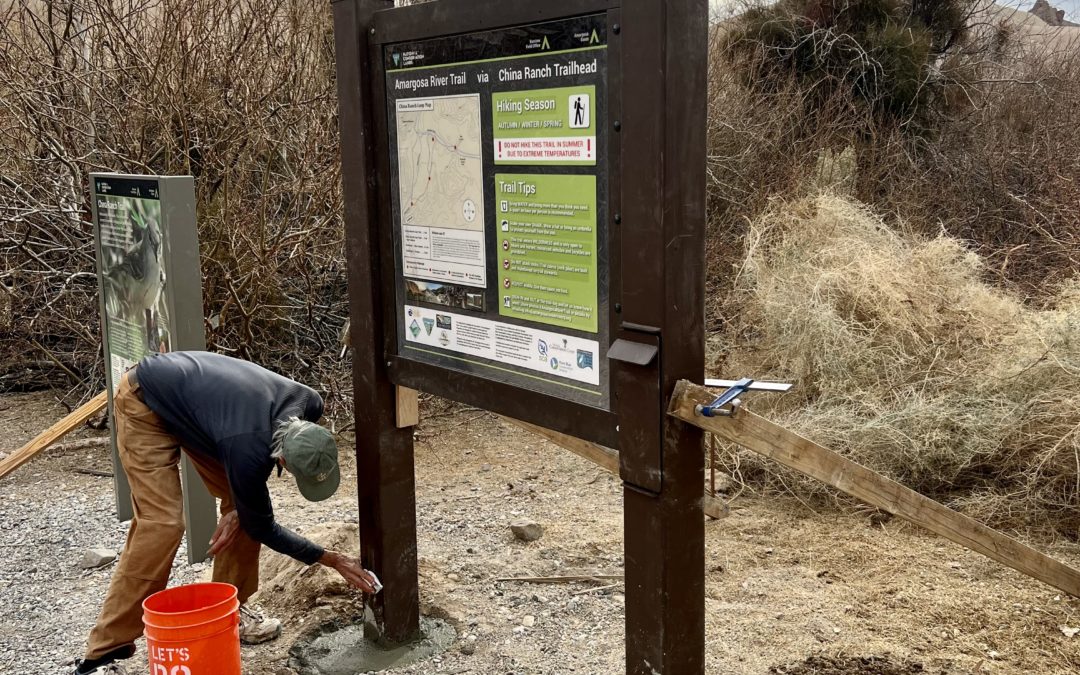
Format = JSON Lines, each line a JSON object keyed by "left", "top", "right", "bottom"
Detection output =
{"left": 289, "top": 616, "right": 456, "bottom": 675}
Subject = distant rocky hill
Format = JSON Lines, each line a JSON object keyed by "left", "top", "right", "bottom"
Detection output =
{"left": 1029, "top": 0, "right": 1078, "bottom": 27}
{"left": 977, "top": 2, "right": 1080, "bottom": 52}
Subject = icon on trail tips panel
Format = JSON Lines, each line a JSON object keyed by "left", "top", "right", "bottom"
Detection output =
{"left": 423, "top": 318, "right": 435, "bottom": 335}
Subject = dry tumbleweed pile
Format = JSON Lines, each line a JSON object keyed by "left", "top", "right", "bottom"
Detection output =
{"left": 720, "top": 194, "right": 1080, "bottom": 538}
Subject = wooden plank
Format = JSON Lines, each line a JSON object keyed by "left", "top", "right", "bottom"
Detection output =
{"left": 496, "top": 575, "right": 624, "bottom": 584}
{"left": 507, "top": 416, "right": 619, "bottom": 472}
{"left": 669, "top": 380, "right": 1080, "bottom": 598}
{"left": 0, "top": 390, "right": 108, "bottom": 479}
{"left": 395, "top": 386, "right": 419, "bottom": 429}
{"left": 503, "top": 416, "right": 729, "bottom": 519}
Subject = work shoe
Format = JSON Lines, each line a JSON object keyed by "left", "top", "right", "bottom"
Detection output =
{"left": 73, "top": 660, "right": 127, "bottom": 674}
{"left": 239, "top": 604, "right": 282, "bottom": 644}
{"left": 73, "top": 646, "right": 133, "bottom": 674}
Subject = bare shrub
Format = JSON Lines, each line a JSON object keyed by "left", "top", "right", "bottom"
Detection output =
{"left": 886, "top": 45, "right": 1080, "bottom": 296}
{"left": 722, "top": 0, "right": 974, "bottom": 134}
{"left": 708, "top": 2, "right": 1080, "bottom": 304}
{"left": 0, "top": 0, "right": 349, "bottom": 410}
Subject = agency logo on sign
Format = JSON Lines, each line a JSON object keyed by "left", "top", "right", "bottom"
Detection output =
{"left": 537, "top": 339, "right": 548, "bottom": 356}
{"left": 576, "top": 349, "right": 594, "bottom": 370}
{"left": 549, "top": 356, "right": 559, "bottom": 371}
{"left": 392, "top": 53, "right": 401, "bottom": 68}
{"left": 409, "top": 319, "right": 421, "bottom": 338}
{"left": 423, "top": 318, "right": 434, "bottom": 335}
{"left": 436, "top": 314, "right": 452, "bottom": 330}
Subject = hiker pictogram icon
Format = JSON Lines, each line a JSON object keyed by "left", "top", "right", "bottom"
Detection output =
{"left": 570, "top": 94, "right": 590, "bottom": 129}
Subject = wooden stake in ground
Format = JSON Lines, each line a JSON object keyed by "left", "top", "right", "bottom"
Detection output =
{"left": 669, "top": 380, "right": 1080, "bottom": 598}
{"left": 503, "top": 416, "right": 730, "bottom": 520}
{"left": 0, "top": 390, "right": 108, "bottom": 479}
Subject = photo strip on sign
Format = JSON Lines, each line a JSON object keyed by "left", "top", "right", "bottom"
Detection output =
{"left": 384, "top": 15, "right": 610, "bottom": 409}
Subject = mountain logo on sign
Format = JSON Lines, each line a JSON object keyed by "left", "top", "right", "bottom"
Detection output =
{"left": 392, "top": 53, "right": 401, "bottom": 67}
{"left": 409, "top": 319, "right": 421, "bottom": 338}
{"left": 423, "top": 318, "right": 434, "bottom": 335}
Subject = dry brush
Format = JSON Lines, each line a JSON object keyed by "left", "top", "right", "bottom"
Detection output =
{"left": 0, "top": 0, "right": 350, "bottom": 412}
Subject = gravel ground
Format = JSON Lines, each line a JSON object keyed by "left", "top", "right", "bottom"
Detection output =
{"left": 2, "top": 390, "right": 1080, "bottom": 675}
{"left": 0, "top": 476, "right": 207, "bottom": 673}
{"left": 0, "top": 392, "right": 207, "bottom": 674}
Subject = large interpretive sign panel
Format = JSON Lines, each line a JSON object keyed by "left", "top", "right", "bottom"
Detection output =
{"left": 384, "top": 15, "right": 610, "bottom": 408}
{"left": 94, "top": 177, "right": 171, "bottom": 392}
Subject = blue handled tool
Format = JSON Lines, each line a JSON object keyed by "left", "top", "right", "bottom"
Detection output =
{"left": 695, "top": 377, "right": 793, "bottom": 418}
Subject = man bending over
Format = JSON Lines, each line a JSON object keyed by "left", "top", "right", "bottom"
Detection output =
{"left": 75, "top": 351, "right": 375, "bottom": 674}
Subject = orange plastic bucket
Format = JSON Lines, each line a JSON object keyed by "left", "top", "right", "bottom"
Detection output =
{"left": 142, "top": 582, "right": 241, "bottom": 675}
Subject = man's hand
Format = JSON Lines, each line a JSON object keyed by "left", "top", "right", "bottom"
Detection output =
{"left": 208, "top": 511, "right": 240, "bottom": 556}
{"left": 320, "top": 551, "right": 378, "bottom": 594}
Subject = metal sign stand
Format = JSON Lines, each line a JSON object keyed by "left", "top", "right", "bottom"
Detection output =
{"left": 333, "top": 1, "right": 708, "bottom": 671}
{"left": 90, "top": 173, "right": 216, "bottom": 564}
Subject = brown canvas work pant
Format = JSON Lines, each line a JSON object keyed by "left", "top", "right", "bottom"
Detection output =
{"left": 85, "top": 370, "right": 261, "bottom": 660}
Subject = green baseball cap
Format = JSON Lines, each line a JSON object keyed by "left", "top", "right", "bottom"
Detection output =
{"left": 281, "top": 421, "right": 340, "bottom": 502}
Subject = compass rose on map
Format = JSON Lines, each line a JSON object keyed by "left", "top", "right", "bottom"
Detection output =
{"left": 462, "top": 198, "right": 477, "bottom": 223}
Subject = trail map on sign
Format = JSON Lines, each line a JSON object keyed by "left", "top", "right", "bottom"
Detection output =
{"left": 397, "top": 95, "right": 484, "bottom": 231}
{"left": 396, "top": 95, "right": 487, "bottom": 288}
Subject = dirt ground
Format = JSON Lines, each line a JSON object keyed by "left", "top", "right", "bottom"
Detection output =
{"left": 1, "top": 390, "right": 1079, "bottom": 674}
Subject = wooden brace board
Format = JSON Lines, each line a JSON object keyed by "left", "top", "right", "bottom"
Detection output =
{"left": 503, "top": 416, "right": 729, "bottom": 520}
{"left": 0, "top": 391, "right": 108, "bottom": 480}
{"left": 669, "top": 380, "right": 1080, "bottom": 597}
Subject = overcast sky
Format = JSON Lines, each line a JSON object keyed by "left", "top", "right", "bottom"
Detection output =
{"left": 708, "top": 1, "right": 1080, "bottom": 22}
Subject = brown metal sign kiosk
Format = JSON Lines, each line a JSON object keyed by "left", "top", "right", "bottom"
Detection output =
{"left": 332, "top": 0, "right": 707, "bottom": 672}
